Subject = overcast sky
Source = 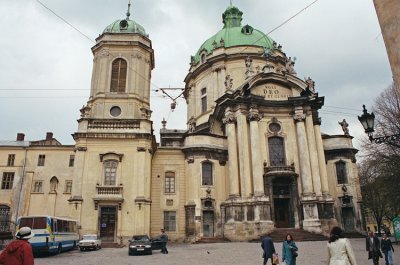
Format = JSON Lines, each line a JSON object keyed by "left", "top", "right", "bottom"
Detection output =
{"left": 0, "top": 0, "right": 392, "bottom": 149}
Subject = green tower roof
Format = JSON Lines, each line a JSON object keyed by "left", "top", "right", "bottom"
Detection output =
{"left": 103, "top": 19, "right": 147, "bottom": 36}
{"left": 193, "top": 5, "right": 274, "bottom": 64}
{"left": 103, "top": 3, "right": 147, "bottom": 37}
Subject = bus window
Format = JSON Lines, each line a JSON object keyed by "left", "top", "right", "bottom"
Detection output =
{"left": 57, "top": 219, "right": 63, "bottom": 232}
{"left": 32, "top": 217, "right": 47, "bottom": 229}
{"left": 19, "top": 218, "right": 33, "bottom": 228}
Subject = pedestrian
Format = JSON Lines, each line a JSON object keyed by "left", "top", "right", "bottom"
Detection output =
{"left": 366, "top": 231, "right": 382, "bottom": 265}
{"left": 381, "top": 233, "right": 394, "bottom": 265}
{"left": 261, "top": 235, "right": 276, "bottom": 265}
{"left": 282, "top": 233, "right": 298, "bottom": 265}
{"left": 160, "top": 228, "right": 168, "bottom": 254}
{"left": 327, "top": 226, "right": 358, "bottom": 265}
{"left": 0, "top": 226, "right": 34, "bottom": 265}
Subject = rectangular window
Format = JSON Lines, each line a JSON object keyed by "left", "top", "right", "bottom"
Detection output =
{"left": 165, "top": 172, "right": 175, "bottom": 193}
{"left": 64, "top": 180, "right": 72, "bottom": 193}
{"left": 246, "top": 205, "right": 255, "bottom": 221}
{"left": 336, "top": 161, "right": 348, "bottom": 184}
{"left": 69, "top": 155, "right": 75, "bottom": 167}
{"left": 1, "top": 172, "right": 14, "bottom": 190}
{"left": 33, "top": 181, "right": 43, "bottom": 193}
{"left": 163, "top": 211, "right": 176, "bottom": 232}
{"left": 38, "top": 154, "right": 45, "bottom": 166}
{"left": 7, "top": 154, "right": 15, "bottom": 166}
{"left": 201, "top": 162, "right": 213, "bottom": 186}
{"left": 201, "top": 88, "right": 207, "bottom": 113}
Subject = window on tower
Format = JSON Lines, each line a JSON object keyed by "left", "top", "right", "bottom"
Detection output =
{"left": 104, "top": 160, "right": 118, "bottom": 186}
{"left": 201, "top": 88, "right": 207, "bottom": 113}
{"left": 335, "top": 160, "right": 348, "bottom": 184}
{"left": 110, "top": 58, "right": 127, "bottom": 93}
{"left": 201, "top": 161, "right": 213, "bottom": 186}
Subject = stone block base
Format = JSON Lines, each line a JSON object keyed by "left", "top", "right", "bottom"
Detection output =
{"left": 223, "top": 220, "right": 274, "bottom": 241}
{"left": 303, "top": 219, "right": 322, "bottom": 233}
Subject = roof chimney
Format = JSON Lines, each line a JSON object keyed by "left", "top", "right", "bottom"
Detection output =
{"left": 16, "top": 133, "right": 25, "bottom": 141}
{"left": 46, "top": 132, "right": 53, "bottom": 141}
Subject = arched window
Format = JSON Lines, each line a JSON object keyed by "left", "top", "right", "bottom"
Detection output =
{"left": 165, "top": 171, "right": 175, "bottom": 194}
{"left": 50, "top": 176, "right": 59, "bottom": 193}
{"left": 104, "top": 160, "right": 118, "bottom": 186}
{"left": 268, "top": 137, "right": 285, "bottom": 166}
{"left": 201, "top": 161, "right": 213, "bottom": 186}
{"left": 110, "top": 58, "right": 127, "bottom": 92}
{"left": 336, "top": 160, "right": 348, "bottom": 184}
{"left": 0, "top": 205, "right": 10, "bottom": 231}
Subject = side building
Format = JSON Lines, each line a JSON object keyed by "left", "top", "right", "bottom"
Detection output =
{"left": 0, "top": 4, "right": 364, "bottom": 244}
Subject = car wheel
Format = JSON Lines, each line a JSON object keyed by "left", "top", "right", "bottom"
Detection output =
{"left": 57, "top": 244, "right": 62, "bottom": 254}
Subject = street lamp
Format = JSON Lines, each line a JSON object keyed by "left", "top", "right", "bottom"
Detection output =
{"left": 358, "top": 105, "right": 400, "bottom": 147}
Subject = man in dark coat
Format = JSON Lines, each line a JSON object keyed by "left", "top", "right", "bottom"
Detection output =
{"left": 261, "top": 236, "right": 276, "bottom": 265}
{"left": 0, "top": 226, "right": 34, "bottom": 265}
{"left": 366, "top": 231, "right": 382, "bottom": 265}
{"left": 160, "top": 229, "right": 168, "bottom": 254}
{"left": 380, "top": 233, "right": 394, "bottom": 265}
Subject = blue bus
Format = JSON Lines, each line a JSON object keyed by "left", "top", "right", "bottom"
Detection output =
{"left": 17, "top": 215, "right": 79, "bottom": 254}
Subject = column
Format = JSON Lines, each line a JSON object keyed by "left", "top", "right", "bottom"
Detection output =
{"left": 247, "top": 106, "right": 264, "bottom": 196}
{"left": 313, "top": 122, "right": 330, "bottom": 197}
{"left": 294, "top": 108, "right": 321, "bottom": 233}
{"left": 293, "top": 112, "right": 313, "bottom": 196}
{"left": 236, "top": 107, "right": 252, "bottom": 197}
{"left": 305, "top": 114, "right": 322, "bottom": 197}
{"left": 223, "top": 108, "right": 240, "bottom": 197}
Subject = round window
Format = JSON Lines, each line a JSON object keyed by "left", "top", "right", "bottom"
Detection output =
{"left": 268, "top": 123, "right": 281, "bottom": 133}
{"left": 110, "top": 106, "right": 122, "bottom": 117}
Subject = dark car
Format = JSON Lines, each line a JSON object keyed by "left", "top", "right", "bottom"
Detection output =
{"left": 128, "top": 235, "right": 163, "bottom": 255}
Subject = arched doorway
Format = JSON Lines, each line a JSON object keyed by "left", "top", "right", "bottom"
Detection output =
{"left": 271, "top": 176, "right": 298, "bottom": 228}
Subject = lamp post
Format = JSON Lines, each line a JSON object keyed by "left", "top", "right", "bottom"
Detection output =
{"left": 358, "top": 105, "right": 400, "bottom": 147}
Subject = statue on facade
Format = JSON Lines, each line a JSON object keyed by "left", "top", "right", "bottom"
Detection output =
{"left": 285, "top": 57, "right": 296, "bottom": 75}
{"left": 187, "top": 116, "right": 196, "bottom": 133}
{"left": 224, "top": 74, "right": 233, "bottom": 91}
{"left": 245, "top": 56, "right": 254, "bottom": 79}
{"left": 338, "top": 119, "right": 350, "bottom": 136}
{"left": 305, "top": 77, "right": 315, "bottom": 92}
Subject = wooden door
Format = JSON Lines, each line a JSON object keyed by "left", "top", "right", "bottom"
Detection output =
{"left": 99, "top": 206, "right": 116, "bottom": 242}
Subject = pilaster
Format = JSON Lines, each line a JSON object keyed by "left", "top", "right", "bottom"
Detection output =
{"left": 236, "top": 107, "right": 252, "bottom": 197}
{"left": 223, "top": 108, "right": 240, "bottom": 197}
{"left": 247, "top": 106, "right": 264, "bottom": 197}
{"left": 305, "top": 113, "right": 322, "bottom": 197}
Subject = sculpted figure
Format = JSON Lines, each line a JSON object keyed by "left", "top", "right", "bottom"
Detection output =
{"left": 338, "top": 119, "right": 350, "bottom": 135}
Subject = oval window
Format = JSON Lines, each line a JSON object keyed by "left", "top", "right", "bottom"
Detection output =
{"left": 110, "top": 106, "right": 122, "bottom": 117}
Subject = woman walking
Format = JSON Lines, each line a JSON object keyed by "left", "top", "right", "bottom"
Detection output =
{"left": 327, "top": 226, "right": 358, "bottom": 265}
{"left": 282, "top": 233, "right": 298, "bottom": 265}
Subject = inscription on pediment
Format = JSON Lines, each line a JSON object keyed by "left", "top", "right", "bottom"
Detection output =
{"left": 251, "top": 84, "right": 292, "bottom": 100}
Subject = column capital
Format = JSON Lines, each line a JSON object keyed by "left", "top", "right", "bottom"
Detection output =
{"left": 247, "top": 107, "right": 263, "bottom": 122}
{"left": 293, "top": 113, "right": 306, "bottom": 122}
{"left": 223, "top": 110, "right": 237, "bottom": 124}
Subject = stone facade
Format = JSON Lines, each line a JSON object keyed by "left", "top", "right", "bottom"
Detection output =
{"left": 0, "top": 5, "right": 364, "bottom": 243}
{"left": 373, "top": 0, "right": 400, "bottom": 88}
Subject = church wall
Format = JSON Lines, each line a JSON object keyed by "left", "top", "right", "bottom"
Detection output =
{"left": 151, "top": 148, "right": 186, "bottom": 241}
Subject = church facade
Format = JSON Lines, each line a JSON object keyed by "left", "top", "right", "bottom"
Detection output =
{"left": 0, "top": 5, "right": 363, "bottom": 243}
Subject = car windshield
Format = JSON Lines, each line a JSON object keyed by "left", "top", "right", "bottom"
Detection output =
{"left": 132, "top": 235, "right": 149, "bottom": 241}
{"left": 82, "top": 235, "right": 97, "bottom": 240}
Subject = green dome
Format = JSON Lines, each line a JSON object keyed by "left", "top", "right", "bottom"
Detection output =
{"left": 193, "top": 5, "right": 274, "bottom": 64}
{"left": 103, "top": 19, "right": 147, "bottom": 36}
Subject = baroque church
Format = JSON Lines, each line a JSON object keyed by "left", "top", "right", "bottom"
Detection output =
{"left": 0, "top": 4, "right": 363, "bottom": 243}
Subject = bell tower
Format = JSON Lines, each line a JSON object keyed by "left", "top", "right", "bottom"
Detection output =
{"left": 70, "top": 3, "right": 155, "bottom": 242}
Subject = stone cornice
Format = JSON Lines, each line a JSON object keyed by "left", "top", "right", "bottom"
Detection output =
{"left": 72, "top": 132, "right": 153, "bottom": 141}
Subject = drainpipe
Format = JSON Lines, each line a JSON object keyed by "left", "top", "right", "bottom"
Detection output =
{"left": 15, "top": 147, "right": 28, "bottom": 223}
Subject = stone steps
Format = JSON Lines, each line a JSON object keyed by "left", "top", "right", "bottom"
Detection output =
{"left": 194, "top": 237, "right": 231, "bottom": 244}
{"left": 263, "top": 228, "right": 327, "bottom": 242}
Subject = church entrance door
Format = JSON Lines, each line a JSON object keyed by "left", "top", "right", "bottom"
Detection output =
{"left": 274, "top": 198, "right": 290, "bottom": 228}
{"left": 202, "top": 211, "right": 214, "bottom": 237}
{"left": 99, "top": 206, "right": 117, "bottom": 242}
{"left": 342, "top": 207, "right": 355, "bottom": 232}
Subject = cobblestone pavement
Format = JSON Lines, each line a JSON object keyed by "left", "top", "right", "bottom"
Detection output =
{"left": 34, "top": 239, "right": 399, "bottom": 265}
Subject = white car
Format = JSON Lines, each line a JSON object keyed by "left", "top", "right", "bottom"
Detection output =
{"left": 79, "top": 234, "right": 102, "bottom": 251}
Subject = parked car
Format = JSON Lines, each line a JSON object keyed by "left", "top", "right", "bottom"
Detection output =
{"left": 79, "top": 234, "right": 102, "bottom": 251}
{"left": 128, "top": 235, "right": 163, "bottom": 255}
